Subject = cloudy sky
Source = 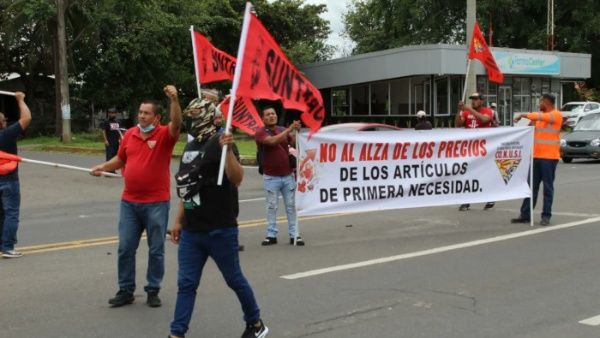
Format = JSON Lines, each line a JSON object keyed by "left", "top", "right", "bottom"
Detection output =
{"left": 304, "top": 0, "right": 355, "bottom": 59}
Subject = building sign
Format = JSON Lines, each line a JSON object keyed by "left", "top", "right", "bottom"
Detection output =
{"left": 493, "top": 51, "right": 560, "bottom": 75}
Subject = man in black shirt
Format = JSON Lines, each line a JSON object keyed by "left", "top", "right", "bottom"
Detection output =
{"left": 0, "top": 92, "right": 32, "bottom": 258}
{"left": 101, "top": 107, "right": 123, "bottom": 163}
{"left": 414, "top": 110, "right": 433, "bottom": 130}
{"left": 168, "top": 98, "right": 268, "bottom": 338}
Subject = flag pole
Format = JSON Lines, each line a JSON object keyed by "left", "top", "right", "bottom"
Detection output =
{"left": 294, "top": 129, "right": 300, "bottom": 246}
{"left": 217, "top": 1, "right": 252, "bottom": 186}
{"left": 20, "top": 158, "right": 121, "bottom": 177}
{"left": 461, "top": 59, "right": 473, "bottom": 102}
{"left": 190, "top": 25, "right": 202, "bottom": 99}
{"left": 530, "top": 127, "right": 534, "bottom": 227}
{"left": 0, "top": 90, "right": 16, "bottom": 96}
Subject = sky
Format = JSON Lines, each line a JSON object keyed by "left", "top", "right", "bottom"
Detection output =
{"left": 303, "top": 0, "right": 355, "bottom": 59}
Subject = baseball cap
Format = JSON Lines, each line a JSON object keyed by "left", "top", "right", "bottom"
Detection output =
{"left": 107, "top": 107, "right": 117, "bottom": 113}
{"left": 468, "top": 92, "right": 484, "bottom": 100}
{"left": 202, "top": 88, "right": 220, "bottom": 99}
{"left": 416, "top": 110, "right": 427, "bottom": 118}
{"left": 490, "top": 102, "right": 497, "bottom": 108}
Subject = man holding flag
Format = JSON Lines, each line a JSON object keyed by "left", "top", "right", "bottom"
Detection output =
{"left": 0, "top": 91, "right": 31, "bottom": 258}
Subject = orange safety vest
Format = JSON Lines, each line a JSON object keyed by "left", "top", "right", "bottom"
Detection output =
{"left": 526, "top": 109, "right": 562, "bottom": 160}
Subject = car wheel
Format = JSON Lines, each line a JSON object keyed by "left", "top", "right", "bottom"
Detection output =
{"left": 562, "top": 157, "right": 573, "bottom": 163}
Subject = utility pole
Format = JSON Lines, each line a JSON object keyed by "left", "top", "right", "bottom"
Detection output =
{"left": 464, "top": 0, "right": 477, "bottom": 102}
{"left": 56, "top": 0, "right": 71, "bottom": 142}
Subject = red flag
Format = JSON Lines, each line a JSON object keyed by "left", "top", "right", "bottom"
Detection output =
{"left": 218, "top": 96, "right": 264, "bottom": 136}
{"left": 235, "top": 13, "right": 324, "bottom": 133}
{"left": 192, "top": 30, "right": 237, "bottom": 83}
{"left": 0, "top": 150, "right": 21, "bottom": 175}
{"left": 468, "top": 22, "right": 504, "bottom": 84}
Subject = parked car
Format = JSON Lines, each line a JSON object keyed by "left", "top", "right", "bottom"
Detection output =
{"left": 560, "top": 112, "right": 600, "bottom": 163}
{"left": 560, "top": 101, "right": 600, "bottom": 128}
{"left": 319, "top": 122, "right": 402, "bottom": 133}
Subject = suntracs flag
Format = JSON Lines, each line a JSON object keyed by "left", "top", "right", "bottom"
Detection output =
{"left": 192, "top": 30, "right": 236, "bottom": 83}
{"left": 236, "top": 13, "right": 324, "bottom": 133}
{"left": 218, "top": 95, "right": 264, "bottom": 136}
{"left": 469, "top": 22, "right": 504, "bottom": 84}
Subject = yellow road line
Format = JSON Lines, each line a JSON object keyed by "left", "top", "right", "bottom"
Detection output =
{"left": 17, "top": 213, "right": 350, "bottom": 255}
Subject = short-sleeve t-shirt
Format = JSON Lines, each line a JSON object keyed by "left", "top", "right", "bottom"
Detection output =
{"left": 179, "top": 135, "right": 240, "bottom": 232}
{"left": 101, "top": 117, "right": 123, "bottom": 146}
{"left": 255, "top": 126, "right": 293, "bottom": 176}
{"left": 0, "top": 123, "right": 23, "bottom": 180}
{"left": 461, "top": 107, "right": 494, "bottom": 128}
{"left": 117, "top": 124, "right": 178, "bottom": 203}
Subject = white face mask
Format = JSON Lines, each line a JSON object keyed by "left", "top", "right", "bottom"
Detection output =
{"left": 138, "top": 123, "right": 156, "bottom": 133}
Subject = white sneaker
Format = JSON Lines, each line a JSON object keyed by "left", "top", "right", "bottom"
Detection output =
{"left": 2, "top": 250, "right": 23, "bottom": 258}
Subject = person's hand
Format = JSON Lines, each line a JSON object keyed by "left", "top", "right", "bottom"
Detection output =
{"left": 514, "top": 114, "right": 523, "bottom": 122}
{"left": 170, "top": 222, "right": 182, "bottom": 244}
{"left": 15, "top": 91, "right": 25, "bottom": 102}
{"left": 219, "top": 132, "right": 235, "bottom": 149}
{"left": 289, "top": 120, "right": 301, "bottom": 131}
{"left": 458, "top": 101, "right": 465, "bottom": 111}
{"left": 104, "top": 140, "right": 109, "bottom": 146}
{"left": 163, "top": 85, "right": 178, "bottom": 101}
{"left": 90, "top": 164, "right": 105, "bottom": 177}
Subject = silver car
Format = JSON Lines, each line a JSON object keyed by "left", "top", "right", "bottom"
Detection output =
{"left": 561, "top": 101, "right": 600, "bottom": 128}
{"left": 560, "top": 112, "right": 600, "bottom": 163}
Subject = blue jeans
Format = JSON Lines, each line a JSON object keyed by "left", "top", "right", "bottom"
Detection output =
{"left": 117, "top": 200, "right": 169, "bottom": 293}
{"left": 170, "top": 227, "right": 260, "bottom": 336}
{"left": 520, "top": 159, "right": 558, "bottom": 220}
{"left": 0, "top": 179, "right": 20, "bottom": 252}
{"left": 263, "top": 174, "right": 297, "bottom": 238}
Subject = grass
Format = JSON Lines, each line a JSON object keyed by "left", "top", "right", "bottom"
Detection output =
{"left": 20, "top": 130, "right": 258, "bottom": 158}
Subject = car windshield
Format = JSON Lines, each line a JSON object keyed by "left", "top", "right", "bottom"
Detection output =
{"left": 574, "top": 114, "right": 600, "bottom": 131}
{"left": 561, "top": 103, "right": 584, "bottom": 113}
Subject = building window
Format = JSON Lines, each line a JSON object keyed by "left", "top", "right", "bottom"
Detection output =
{"left": 351, "top": 84, "right": 369, "bottom": 115}
{"left": 391, "top": 78, "right": 411, "bottom": 115}
{"left": 331, "top": 87, "right": 350, "bottom": 116}
{"left": 512, "top": 77, "right": 531, "bottom": 113}
{"left": 450, "top": 76, "right": 462, "bottom": 115}
{"left": 436, "top": 77, "right": 449, "bottom": 116}
{"left": 371, "top": 81, "right": 389, "bottom": 115}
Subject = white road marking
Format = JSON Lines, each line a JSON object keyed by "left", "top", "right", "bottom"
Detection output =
{"left": 579, "top": 314, "right": 600, "bottom": 326}
{"left": 281, "top": 216, "right": 600, "bottom": 280}
{"left": 239, "top": 197, "right": 266, "bottom": 203}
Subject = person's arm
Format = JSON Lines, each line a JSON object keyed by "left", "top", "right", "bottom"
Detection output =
{"left": 14, "top": 92, "right": 32, "bottom": 130}
{"left": 164, "top": 85, "right": 182, "bottom": 139}
{"left": 524, "top": 111, "right": 559, "bottom": 123}
{"left": 170, "top": 201, "right": 185, "bottom": 244}
{"left": 258, "top": 120, "right": 301, "bottom": 146}
{"left": 455, "top": 102, "right": 465, "bottom": 127}
{"left": 102, "top": 129, "right": 109, "bottom": 146}
{"left": 90, "top": 155, "right": 125, "bottom": 176}
{"left": 220, "top": 132, "right": 243, "bottom": 187}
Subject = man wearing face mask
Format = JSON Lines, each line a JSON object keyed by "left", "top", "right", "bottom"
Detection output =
{"left": 167, "top": 98, "right": 268, "bottom": 338}
{"left": 91, "top": 85, "right": 182, "bottom": 308}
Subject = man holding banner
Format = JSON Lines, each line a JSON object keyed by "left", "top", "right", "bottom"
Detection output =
{"left": 0, "top": 91, "right": 31, "bottom": 258}
{"left": 455, "top": 92, "right": 495, "bottom": 212}
{"left": 511, "top": 94, "right": 562, "bottom": 226}
{"left": 256, "top": 106, "right": 304, "bottom": 246}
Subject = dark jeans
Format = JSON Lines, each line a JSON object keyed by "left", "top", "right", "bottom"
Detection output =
{"left": 520, "top": 159, "right": 558, "bottom": 220}
{"left": 105, "top": 143, "right": 119, "bottom": 162}
{"left": 0, "top": 179, "right": 20, "bottom": 252}
{"left": 170, "top": 227, "right": 260, "bottom": 337}
{"left": 117, "top": 200, "right": 169, "bottom": 293}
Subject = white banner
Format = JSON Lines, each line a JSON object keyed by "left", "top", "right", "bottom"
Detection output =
{"left": 296, "top": 127, "right": 533, "bottom": 216}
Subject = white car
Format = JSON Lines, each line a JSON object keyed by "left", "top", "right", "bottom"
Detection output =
{"left": 561, "top": 101, "right": 600, "bottom": 128}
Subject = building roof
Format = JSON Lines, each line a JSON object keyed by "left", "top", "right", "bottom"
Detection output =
{"left": 299, "top": 44, "right": 591, "bottom": 89}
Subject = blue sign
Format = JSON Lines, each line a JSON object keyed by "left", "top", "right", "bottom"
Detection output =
{"left": 493, "top": 51, "right": 561, "bottom": 75}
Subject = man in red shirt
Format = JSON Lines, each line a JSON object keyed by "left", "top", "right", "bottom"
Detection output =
{"left": 91, "top": 85, "right": 182, "bottom": 308}
{"left": 455, "top": 92, "right": 495, "bottom": 211}
{"left": 255, "top": 106, "right": 303, "bottom": 246}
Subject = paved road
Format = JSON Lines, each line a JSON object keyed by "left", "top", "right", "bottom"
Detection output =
{"left": 2, "top": 150, "right": 600, "bottom": 337}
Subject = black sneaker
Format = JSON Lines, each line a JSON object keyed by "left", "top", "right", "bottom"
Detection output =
{"left": 289, "top": 237, "right": 305, "bottom": 246}
{"left": 540, "top": 218, "right": 551, "bottom": 226}
{"left": 240, "top": 319, "right": 269, "bottom": 338}
{"left": 510, "top": 217, "right": 531, "bottom": 224}
{"left": 147, "top": 291, "right": 162, "bottom": 307}
{"left": 108, "top": 290, "right": 134, "bottom": 307}
{"left": 261, "top": 237, "right": 277, "bottom": 246}
{"left": 483, "top": 202, "right": 495, "bottom": 210}
{"left": 458, "top": 204, "right": 470, "bottom": 211}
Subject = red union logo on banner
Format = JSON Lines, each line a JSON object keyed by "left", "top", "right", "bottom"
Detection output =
{"left": 193, "top": 31, "right": 236, "bottom": 83}
{"left": 236, "top": 13, "right": 324, "bottom": 133}
{"left": 218, "top": 96, "right": 264, "bottom": 136}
